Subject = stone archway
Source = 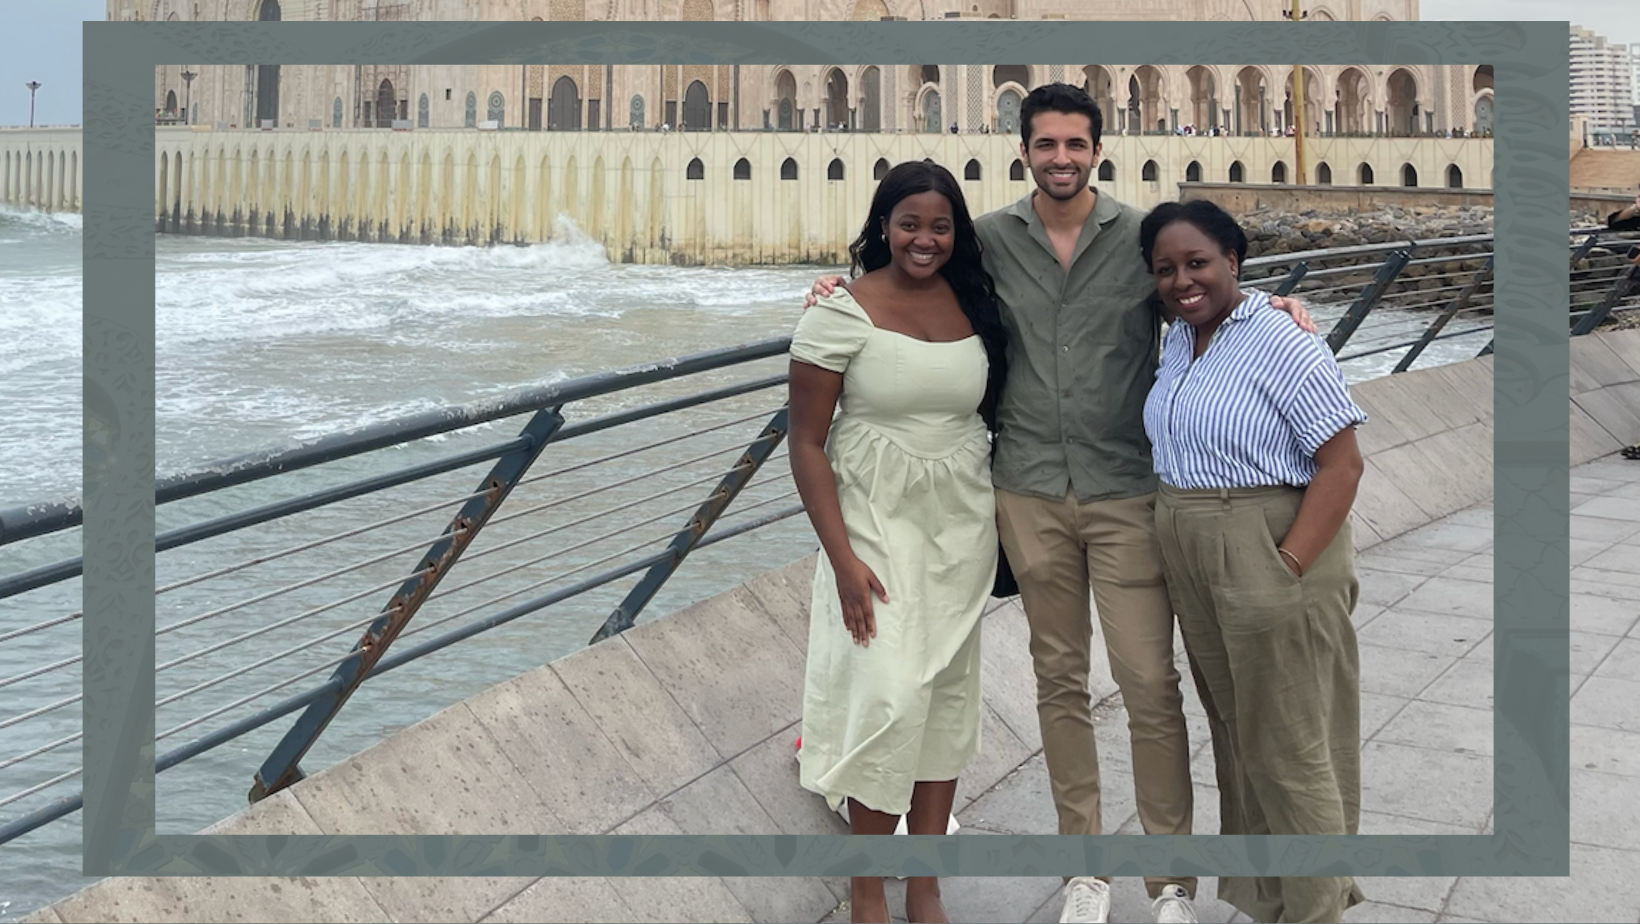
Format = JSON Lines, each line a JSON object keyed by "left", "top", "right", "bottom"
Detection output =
{"left": 1081, "top": 66, "right": 1115, "bottom": 131}
{"left": 1235, "top": 66, "right": 1267, "bottom": 135}
{"left": 825, "top": 69, "right": 850, "bottom": 129}
{"left": 1282, "top": 67, "right": 1323, "bottom": 136}
{"left": 1386, "top": 67, "right": 1419, "bottom": 135}
{"left": 1335, "top": 67, "right": 1370, "bottom": 134}
{"left": 775, "top": 69, "right": 797, "bottom": 131}
{"left": 993, "top": 65, "right": 1029, "bottom": 89}
{"left": 1130, "top": 65, "right": 1165, "bottom": 133}
{"left": 997, "top": 88, "right": 1022, "bottom": 135}
{"left": 922, "top": 88, "right": 942, "bottom": 134}
{"left": 1472, "top": 65, "right": 1494, "bottom": 136}
{"left": 1185, "top": 65, "right": 1215, "bottom": 130}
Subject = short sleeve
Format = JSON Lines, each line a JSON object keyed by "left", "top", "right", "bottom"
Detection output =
{"left": 1609, "top": 209, "right": 1640, "bottom": 232}
{"left": 1282, "top": 356, "right": 1368, "bottom": 457}
{"left": 790, "top": 291, "right": 874, "bottom": 373}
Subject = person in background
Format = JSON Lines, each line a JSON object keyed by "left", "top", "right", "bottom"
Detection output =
{"left": 1607, "top": 190, "right": 1640, "bottom": 232}
{"left": 1140, "top": 198, "right": 1369, "bottom": 924}
{"left": 789, "top": 159, "right": 1008, "bottom": 924}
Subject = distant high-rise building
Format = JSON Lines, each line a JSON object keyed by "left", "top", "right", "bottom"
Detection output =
{"left": 1631, "top": 45, "right": 1640, "bottom": 126}
{"left": 1570, "top": 23, "right": 1635, "bottom": 129}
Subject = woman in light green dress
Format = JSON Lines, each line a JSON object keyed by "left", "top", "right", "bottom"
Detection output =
{"left": 788, "top": 160, "right": 1008, "bottom": 924}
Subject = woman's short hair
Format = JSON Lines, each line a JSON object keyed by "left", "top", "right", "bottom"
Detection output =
{"left": 1138, "top": 199, "right": 1249, "bottom": 269}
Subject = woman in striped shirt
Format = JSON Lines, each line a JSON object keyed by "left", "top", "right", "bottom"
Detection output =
{"left": 1138, "top": 199, "right": 1369, "bottom": 924}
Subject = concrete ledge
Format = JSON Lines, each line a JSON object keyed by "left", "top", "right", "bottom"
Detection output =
{"left": 1572, "top": 330, "right": 1640, "bottom": 465}
{"left": 1347, "top": 355, "right": 1493, "bottom": 550}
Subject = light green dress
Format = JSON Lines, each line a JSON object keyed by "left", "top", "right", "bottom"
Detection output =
{"left": 792, "top": 288, "right": 997, "bottom": 817}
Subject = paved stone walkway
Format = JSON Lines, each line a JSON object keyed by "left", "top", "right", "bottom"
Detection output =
{"left": 821, "top": 456, "right": 1640, "bottom": 924}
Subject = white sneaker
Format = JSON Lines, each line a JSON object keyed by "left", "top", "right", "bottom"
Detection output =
{"left": 1152, "top": 885, "right": 1199, "bottom": 924}
{"left": 1059, "top": 877, "right": 1111, "bottom": 923}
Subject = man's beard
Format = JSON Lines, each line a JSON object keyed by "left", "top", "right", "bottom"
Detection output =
{"left": 1033, "top": 168, "right": 1088, "bottom": 200}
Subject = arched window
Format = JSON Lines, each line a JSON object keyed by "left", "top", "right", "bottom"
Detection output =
{"left": 873, "top": 158, "right": 890, "bottom": 180}
{"left": 1317, "top": 162, "right": 1332, "bottom": 185}
{"left": 827, "top": 158, "right": 845, "bottom": 181}
{"left": 733, "top": 158, "right": 751, "bottom": 180}
{"left": 1229, "top": 161, "right": 1244, "bottom": 183}
{"left": 464, "top": 92, "right": 477, "bottom": 128}
{"left": 964, "top": 159, "right": 981, "bottom": 181}
{"left": 1359, "top": 162, "right": 1374, "bottom": 184}
{"left": 1271, "top": 161, "right": 1287, "bottom": 184}
{"left": 1185, "top": 160, "right": 1201, "bottom": 182}
{"left": 1098, "top": 161, "right": 1114, "bottom": 182}
{"left": 1401, "top": 163, "right": 1417, "bottom": 187}
{"left": 1446, "top": 164, "right": 1463, "bottom": 188}
{"left": 1141, "top": 160, "right": 1158, "bottom": 181}
{"left": 686, "top": 157, "right": 704, "bottom": 180}
{"left": 781, "top": 157, "right": 798, "bottom": 180}
{"left": 1009, "top": 159, "right": 1025, "bottom": 181}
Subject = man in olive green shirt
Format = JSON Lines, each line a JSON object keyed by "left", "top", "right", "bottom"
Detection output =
{"left": 978, "top": 84, "right": 1198, "bottom": 924}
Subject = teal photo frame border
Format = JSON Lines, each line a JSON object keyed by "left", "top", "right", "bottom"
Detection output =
{"left": 81, "top": 19, "right": 1569, "bottom": 878}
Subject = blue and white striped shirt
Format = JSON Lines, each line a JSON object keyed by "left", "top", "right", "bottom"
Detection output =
{"left": 1143, "top": 289, "right": 1367, "bottom": 490}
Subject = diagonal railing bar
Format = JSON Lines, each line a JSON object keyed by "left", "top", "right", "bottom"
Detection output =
{"left": 1569, "top": 231, "right": 1603, "bottom": 266}
{"left": 1571, "top": 251, "right": 1640, "bottom": 337}
{"left": 1326, "top": 249, "right": 1413, "bottom": 355}
{"left": 1394, "top": 255, "right": 1495, "bottom": 373}
{"left": 246, "top": 405, "right": 567, "bottom": 803}
{"left": 1270, "top": 262, "right": 1308, "bottom": 298}
{"left": 589, "top": 407, "right": 792, "bottom": 645}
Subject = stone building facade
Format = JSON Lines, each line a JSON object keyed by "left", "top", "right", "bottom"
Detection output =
{"left": 119, "top": 0, "right": 1496, "bottom": 142}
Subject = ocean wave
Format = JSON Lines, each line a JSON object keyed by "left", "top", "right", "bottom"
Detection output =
{"left": 0, "top": 204, "right": 83, "bottom": 234}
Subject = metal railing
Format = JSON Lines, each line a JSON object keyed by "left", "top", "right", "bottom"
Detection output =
{"left": 1570, "top": 225, "right": 1640, "bottom": 335}
{"left": 0, "top": 229, "right": 1627, "bottom": 853}
{"left": 0, "top": 340, "right": 804, "bottom": 846}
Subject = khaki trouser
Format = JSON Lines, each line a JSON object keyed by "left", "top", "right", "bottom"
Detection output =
{"left": 1155, "top": 483, "right": 1366, "bottom": 924}
{"left": 996, "top": 488, "right": 1195, "bottom": 900}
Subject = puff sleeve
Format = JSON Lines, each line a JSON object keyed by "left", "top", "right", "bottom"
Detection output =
{"left": 790, "top": 292, "right": 874, "bottom": 373}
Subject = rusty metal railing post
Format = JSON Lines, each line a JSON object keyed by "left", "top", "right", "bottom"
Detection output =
{"left": 1395, "top": 255, "right": 1494, "bottom": 373}
{"left": 1569, "top": 231, "right": 1602, "bottom": 266}
{"left": 1326, "top": 249, "right": 1412, "bottom": 355}
{"left": 1270, "top": 262, "right": 1308, "bottom": 298}
{"left": 1571, "top": 258, "right": 1640, "bottom": 337}
{"left": 248, "top": 405, "right": 566, "bottom": 803}
{"left": 589, "top": 407, "right": 790, "bottom": 644}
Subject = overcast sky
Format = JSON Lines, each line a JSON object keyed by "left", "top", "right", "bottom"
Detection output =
{"left": 1, "top": 1, "right": 1635, "bottom": 127}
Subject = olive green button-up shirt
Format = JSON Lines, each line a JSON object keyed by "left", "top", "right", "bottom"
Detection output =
{"left": 974, "top": 189, "right": 1162, "bottom": 503}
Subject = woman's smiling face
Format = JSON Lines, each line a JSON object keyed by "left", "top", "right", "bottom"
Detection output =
{"left": 883, "top": 190, "right": 955, "bottom": 281}
{"left": 1149, "top": 219, "right": 1241, "bottom": 331}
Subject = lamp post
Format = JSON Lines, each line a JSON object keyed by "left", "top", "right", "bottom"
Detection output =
{"left": 25, "top": 81, "right": 41, "bottom": 128}
{"left": 1281, "top": 3, "right": 1308, "bottom": 184}
{"left": 181, "top": 69, "right": 197, "bottom": 125}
